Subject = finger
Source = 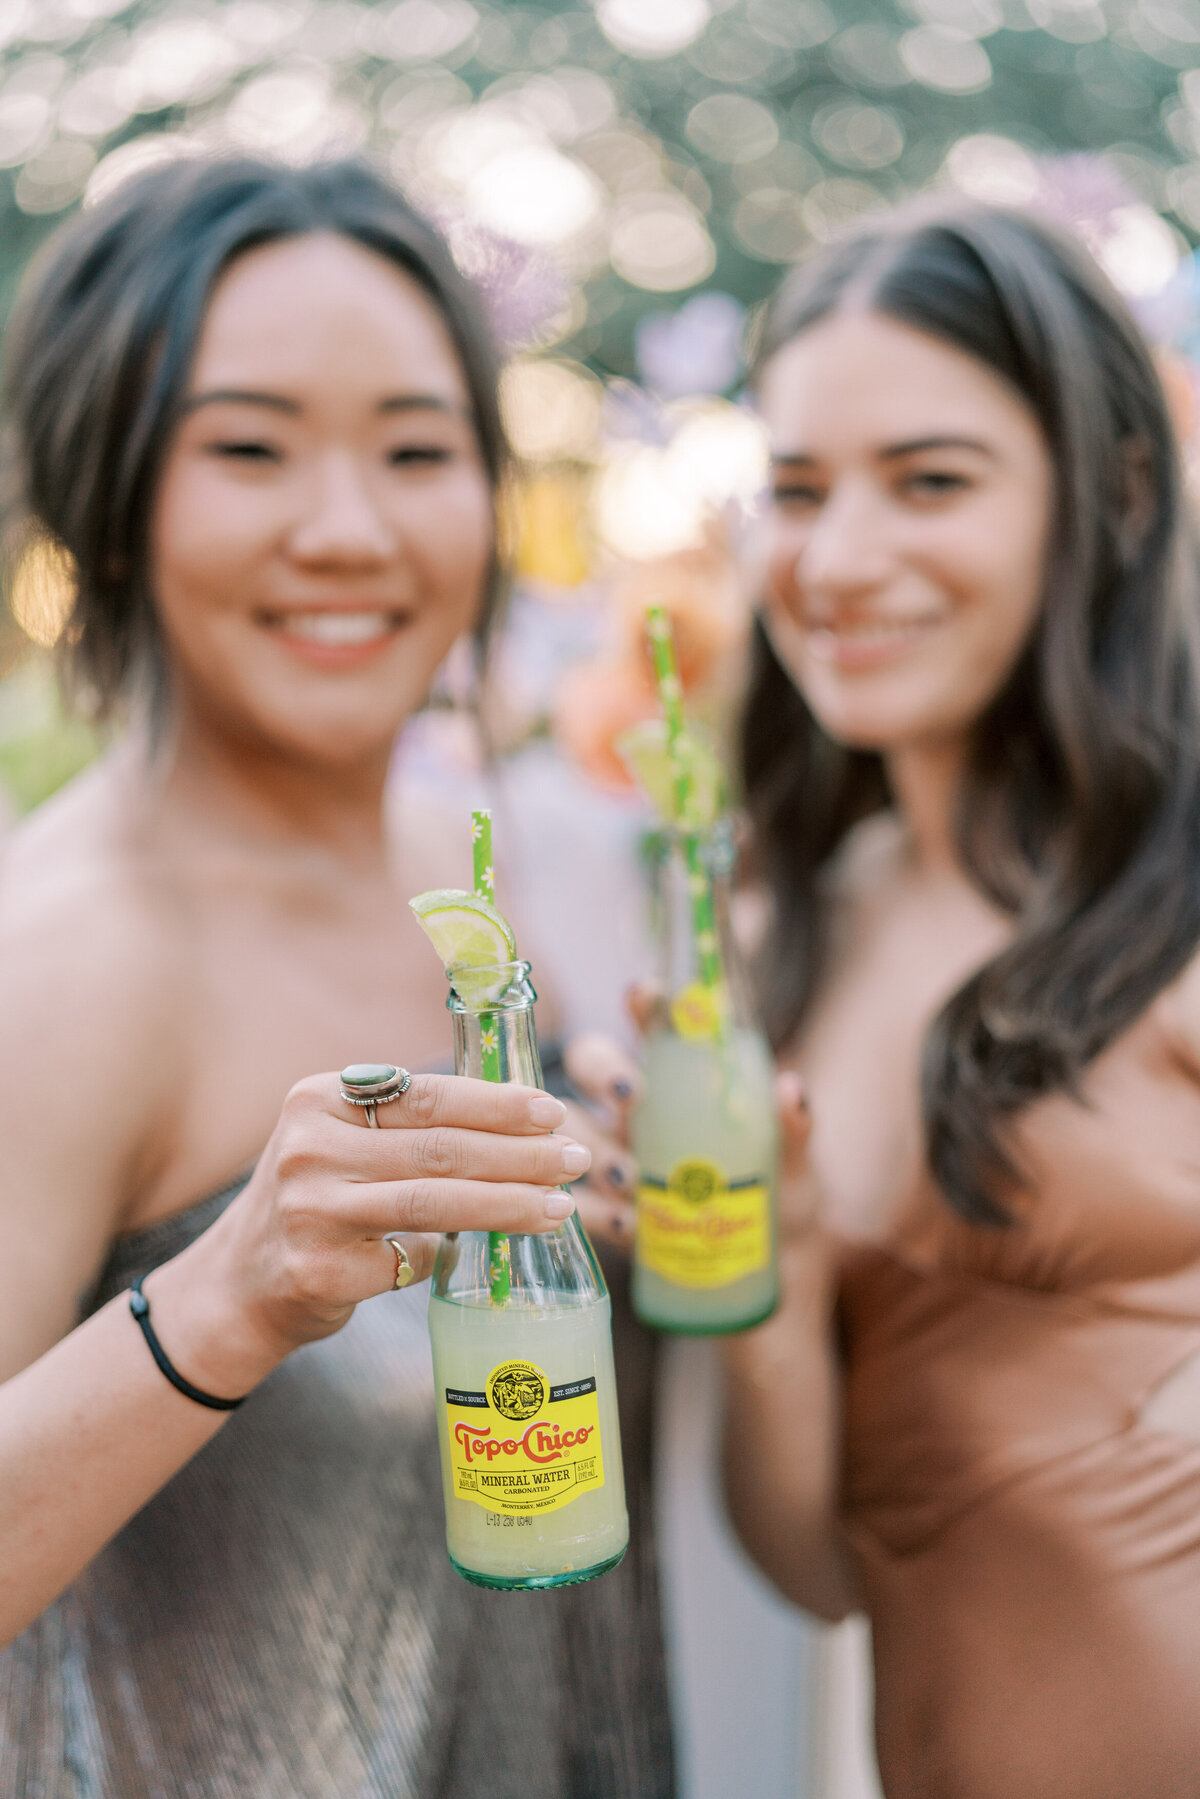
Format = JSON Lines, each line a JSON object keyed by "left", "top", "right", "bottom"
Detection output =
{"left": 323, "top": 1071, "right": 568, "bottom": 1137}
{"left": 776, "top": 1070, "right": 812, "bottom": 1178}
{"left": 354, "top": 1177, "right": 577, "bottom": 1237}
{"left": 375, "top": 1231, "right": 439, "bottom": 1294}
{"left": 558, "top": 1100, "right": 637, "bottom": 1198}
{"left": 564, "top": 1032, "right": 643, "bottom": 1111}
{"left": 626, "top": 979, "right": 666, "bottom": 1039}
{"left": 337, "top": 1123, "right": 591, "bottom": 1189}
{"left": 574, "top": 1187, "right": 636, "bottom": 1257}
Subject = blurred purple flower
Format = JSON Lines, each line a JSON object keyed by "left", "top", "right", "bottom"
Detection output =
{"left": 602, "top": 377, "right": 676, "bottom": 447}
{"left": 635, "top": 292, "right": 747, "bottom": 399}
{"left": 1140, "top": 250, "right": 1200, "bottom": 357}
{"left": 429, "top": 210, "right": 571, "bottom": 350}
{"left": 1028, "top": 153, "right": 1138, "bottom": 237}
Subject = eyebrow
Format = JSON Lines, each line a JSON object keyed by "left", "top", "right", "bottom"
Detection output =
{"left": 182, "top": 388, "right": 469, "bottom": 419}
{"left": 772, "top": 435, "right": 997, "bottom": 466}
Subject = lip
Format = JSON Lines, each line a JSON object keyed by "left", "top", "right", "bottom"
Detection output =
{"left": 805, "top": 614, "right": 944, "bottom": 673}
{"left": 256, "top": 606, "right": 415, "bottom": 671}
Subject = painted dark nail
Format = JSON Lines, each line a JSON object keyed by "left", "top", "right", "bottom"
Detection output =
{"left": 611, "top": 1211, "right": 629, "bottom": 1233}
{"left": 612, "top": 1079, "right": 634, "bottom": 1101}
{"left": 607, "top": 1164, "right": 629, "bottom": 1189}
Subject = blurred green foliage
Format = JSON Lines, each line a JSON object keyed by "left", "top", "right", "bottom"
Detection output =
{"left": 1, "top": 0, "right": 1197, "bottom": 814}
{"left": 0, "top": 657, "right": 98, "bottom": 815}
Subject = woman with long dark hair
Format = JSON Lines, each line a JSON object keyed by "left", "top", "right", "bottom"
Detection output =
{"left": 719, "top": 199, "right": 1200, "bottom": 1796}
{"left": 0, "top": 158, "right": 670, "bottom": 1797}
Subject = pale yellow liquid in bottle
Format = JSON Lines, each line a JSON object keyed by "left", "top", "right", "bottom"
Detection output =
{"left": 428, "top": 1291, "right": 629, "bottom": 1587}
{"left": 632, "top": 1026, "right": 779, "bottom": 1332}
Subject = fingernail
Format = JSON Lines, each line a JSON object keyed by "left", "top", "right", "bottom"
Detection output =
{"left": 607, "top": 1163, "right": 629, "bottom": 1189}
{"left": 611, "top": 1210, "right": 629, "bottom": 1234}
{"left": 529, "top": 1094, "right": 567, "bottom": 1128}
{"left": 612, "top": 1079, "right": 634, "bottom": 1101}
{"left": 544, "top": 1190, "right": 576, "bottom": 1219}
{"left": 561, "top": 1141, "right": 591, "bottom": 1176}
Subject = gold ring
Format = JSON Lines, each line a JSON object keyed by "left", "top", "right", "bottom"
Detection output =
{"left": 385, "top": 1235, "right": 415, "bottom": 1290}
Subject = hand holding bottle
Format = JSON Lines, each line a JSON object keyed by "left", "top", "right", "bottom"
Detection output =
{"left": 562, "top": 1026, "right": 824, "bottom": 1265}
{"left": 557, "top": 1028, "right": 645, "bottom": 1252}
{"left": 151, "top": 1070, "right": 588, "bottom": 1397}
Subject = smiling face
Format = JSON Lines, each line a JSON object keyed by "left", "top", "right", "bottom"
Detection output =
{"left": 759, "top": 309, "right": 1054, "bottom": 757}
{"left": 151, "top": 232, "right": 493, "bottom": 768}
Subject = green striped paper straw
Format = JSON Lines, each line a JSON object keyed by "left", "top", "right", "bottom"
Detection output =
{"left": 472, "top": 808, "right": 509, "bottom": 1303}
{"left": 645, "top": 608, "right": 723, "bottom": 998}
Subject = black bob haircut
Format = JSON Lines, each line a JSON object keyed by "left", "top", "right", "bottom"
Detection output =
{"left": 2, "top": 155, "right": 509, "bottom": 719}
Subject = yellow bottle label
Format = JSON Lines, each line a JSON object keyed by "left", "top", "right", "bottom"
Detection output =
{"left": 669, "top": 980, "right": 726, "bottom": 1042}
{"left": 444, "top": 1359, "right": 606, "bottom": 1516}
{"left": 637, "top": 1158, "right": 771, "bottom": 1289}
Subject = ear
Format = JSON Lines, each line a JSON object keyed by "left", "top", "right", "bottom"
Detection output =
{"left": 1116, "top": 435, "right": 1155, "bottom": 566}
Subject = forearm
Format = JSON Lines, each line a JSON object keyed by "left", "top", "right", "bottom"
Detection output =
{"left": 0, "top": 1248, "right": 283, "bottom": 1647}
{"left": 722, "top": 1233, "right": 860, "bottom": 1620}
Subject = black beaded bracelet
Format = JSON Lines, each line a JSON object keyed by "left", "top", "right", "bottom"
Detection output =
{"left": 128, "top": 1276, "right": 247, "bottom": 1412}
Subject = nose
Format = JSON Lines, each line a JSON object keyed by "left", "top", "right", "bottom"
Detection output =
{"left": 287, "top": 450, "right": 395, "bottom": 567}
{"left": 795, "top": 480, "right": 894, "bottom": 603}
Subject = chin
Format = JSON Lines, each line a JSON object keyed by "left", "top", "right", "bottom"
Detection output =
{"left": 248, "top": 693, "right": 415, "bottom": 768}
{"left": 804, "top": 684, "right": 969, "bottom": 756}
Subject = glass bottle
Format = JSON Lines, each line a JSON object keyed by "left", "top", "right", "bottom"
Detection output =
{"left": 427, "top": 959, "right": 629, "bottom": 1590}
{"left": 631, "top": 824, "right": 780, "bottom": 1333}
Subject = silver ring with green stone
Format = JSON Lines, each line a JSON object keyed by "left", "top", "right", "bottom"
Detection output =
{"left": 339, "top": 1063, "right": 412, "bottom": 1127}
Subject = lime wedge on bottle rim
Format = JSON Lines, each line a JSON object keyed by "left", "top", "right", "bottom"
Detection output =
{"left": 616, "top": 718, "right": 725, "bottom": 829}
{"left": 408, "top": 889, "right": 518, "bottom": 1008}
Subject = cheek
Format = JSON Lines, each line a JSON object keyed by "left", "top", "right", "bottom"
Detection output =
{"left": 412, "top": 473, "right": 494, "bottom": 610}
{"left": 152, "top": 459, "right": 276, "bottom": 607}
{"left": 763, "top": 516, "right": 804, "bottom": 613}
{"left": 943, "top": 510, "right": 1048, "bottom": 681}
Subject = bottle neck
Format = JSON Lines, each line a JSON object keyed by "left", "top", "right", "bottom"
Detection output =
{"left": 652, "top": 823, "right": 752, "bottom": 1031}
{"left": 450, "top": 969, "right": 544, "bottom": 1088}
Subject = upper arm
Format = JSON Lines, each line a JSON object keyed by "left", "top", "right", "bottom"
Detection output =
{"left": 0, "top": 867, "right": 184, "bottom": 1377}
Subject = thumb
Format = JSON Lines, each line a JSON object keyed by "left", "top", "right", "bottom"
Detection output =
{"left": 776, "top": 1069, "right": 811, "bottom": 1174}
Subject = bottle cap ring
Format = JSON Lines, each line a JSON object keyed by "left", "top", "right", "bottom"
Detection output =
{"left": 340, "top": 1063, "right": 412, "bottom": 1127}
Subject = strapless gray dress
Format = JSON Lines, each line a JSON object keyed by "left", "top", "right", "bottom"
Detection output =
{"left": 0, "top": 1178, "right": 672, "bottom": 1798}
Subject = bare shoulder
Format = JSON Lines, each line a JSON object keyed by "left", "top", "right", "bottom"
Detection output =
{"left": 1154, "top": 940, "right": 1200, "bottom": 1078}
{"left": 0, "top": 757, "right": 191, "bottom": 1163}
{"left": 0, "top": 758, "right": 195, "bottom": 1368}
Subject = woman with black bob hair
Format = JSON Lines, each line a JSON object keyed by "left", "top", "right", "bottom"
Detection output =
{"left": 719, "top": 198, "right": 1200, "bottom": 1795}
{"left": 0, "top": 158, "right": 670, "bottom": 1797}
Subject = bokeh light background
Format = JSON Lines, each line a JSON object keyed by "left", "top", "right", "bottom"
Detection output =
{"left": 2, "top": 0, "right": 1200, "bottom": 811}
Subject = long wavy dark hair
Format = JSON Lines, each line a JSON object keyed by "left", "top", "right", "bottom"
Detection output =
{"left": 2, "top": 155, "right": 509, "bottom": 721}
{"left": 740, "top": 199, "right": 1200, "bottom": 1224}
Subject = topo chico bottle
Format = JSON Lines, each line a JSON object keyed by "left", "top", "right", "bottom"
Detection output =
{"left": 631, "top": 824, "right": 780, "bottom": 1334}
{"left": 427, "top": 959, "right": 630, "bottom": 1590}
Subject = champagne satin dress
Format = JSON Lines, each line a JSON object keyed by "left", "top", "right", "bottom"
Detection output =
{"left": 837, "top": 1004, "right": 1200, "bottom": 1799}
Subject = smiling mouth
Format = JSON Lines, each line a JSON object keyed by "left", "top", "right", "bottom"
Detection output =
{"left": 260, "top": 609, "right": 412, "bottom": 649}
{"left": 807, "top": 616, "right": 943, "bottom": 668}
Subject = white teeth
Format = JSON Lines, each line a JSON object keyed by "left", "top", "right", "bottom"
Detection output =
{"left": 816, "top": 621, "right": 930, "bottom": 642}
{"left": 276, "top": 612, "right": 396, "bottom": 647}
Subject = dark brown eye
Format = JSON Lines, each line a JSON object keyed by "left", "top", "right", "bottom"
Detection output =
{"left": 207, "top": 440, "right": 281, "bottom": 463}
{"left": 903, "top": 471, "right": 969, "bottom": 496}
{"left": 387, "top": 445, "right": 453, "bottom": 467}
